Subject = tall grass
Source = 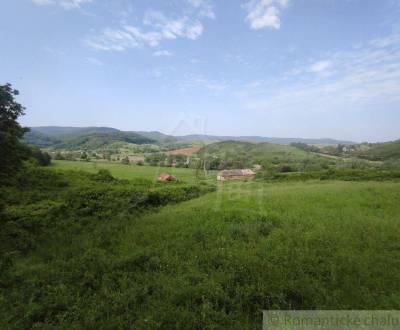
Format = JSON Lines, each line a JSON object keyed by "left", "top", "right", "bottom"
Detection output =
{"left": 2, "top": 175, "right": 400, "bottom": 329}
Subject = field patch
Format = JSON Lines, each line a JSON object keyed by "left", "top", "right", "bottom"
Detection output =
{"left": 165, "top": 146, "right": 201, "bottom": 155}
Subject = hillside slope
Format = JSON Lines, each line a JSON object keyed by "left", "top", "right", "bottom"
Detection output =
{"left": 60, "top": 132, "right": 155, "bottom": 149}
{"left": 355, "top": 140, "right": 400, "bottom": 160}
{"left": 318, "top": 140, "right": 400, "bottom": 161}
{"left": 197, "top": 140, "right": 328, "bottom": 170}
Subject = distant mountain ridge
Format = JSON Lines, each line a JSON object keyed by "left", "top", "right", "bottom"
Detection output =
{"left": 26, "top": 126, "right": 355, "bottom": 146}
{"left": 175, "top": 134, "right": 355, "bottom": 145}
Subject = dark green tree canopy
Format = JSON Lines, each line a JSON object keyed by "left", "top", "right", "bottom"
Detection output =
{"left": 0, "top": 83, "right": 29, "bottom": 183}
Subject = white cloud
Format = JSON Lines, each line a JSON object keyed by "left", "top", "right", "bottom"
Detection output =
{"left": 32, "top": 0, "right": 92, "bottom": 9}
{"left": 310, "top": 60, "right": 333, "bottom": 73}
{"left": 87, "top": 10, "right": 204, "bottom": 51}
{"left": 188, "top": 0, "right": 215, "bottom": 19}
{"left": 153, "top": 50, "right": 173, "bottom": 57}
{"left": 239, "top": 33, "right": 400, "bottom": 113}
{"left": 185, "top": 21, "right": 204, "bottom": 39}
{"left": 243, "top": 0, "right": 289, "bottom": 30}
{"left": 143, "top": 10, "right": 203, "bottom": 40}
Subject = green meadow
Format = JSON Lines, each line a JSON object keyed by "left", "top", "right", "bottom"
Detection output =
{"left": 2, "top": 160, "right": 400, "bottom": 329}
{"left": 50, "top": 159, "right": 215, "bottom": 183}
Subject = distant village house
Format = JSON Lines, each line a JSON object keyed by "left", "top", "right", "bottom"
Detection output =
{"left": 217, "top": 169, "right": 255, "bottom": 181}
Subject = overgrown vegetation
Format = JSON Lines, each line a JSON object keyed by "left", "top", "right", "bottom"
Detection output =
{"left": 0, "top": 83, "right": 30, "bottom": 183}
{"left": 2, "top": 177, "right": 400, "bottom": 328}
{"left": 1, "top": 165, "right": 214, "bottom": 255}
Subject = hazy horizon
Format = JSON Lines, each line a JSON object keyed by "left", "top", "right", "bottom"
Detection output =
{"left": 2, "top": 0, "right": 400, "bottom": 142}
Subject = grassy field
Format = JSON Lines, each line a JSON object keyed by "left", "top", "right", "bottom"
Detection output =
{"left": 114, "top": 180, "right": 400, "bottom": 327}
{"left": 50, "top": 160, "right": 215, "bottom": 183}
{"left": 4, "top": 160, "right": 400, "bottom": 328}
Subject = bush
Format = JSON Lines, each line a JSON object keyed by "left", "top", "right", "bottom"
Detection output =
{"left": 90, "top": 169, "right": 115, "bottom": 182}
{"left": 30, "top": 147, "right": 51, "bottom": 166}
{"left": 279, "top": 165, "right": 292, "bottom": 173}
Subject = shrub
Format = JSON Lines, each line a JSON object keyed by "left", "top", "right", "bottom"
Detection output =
{"left": 279, "top": 165, "right": 292, "bottom": 173}
{"left": 90, "top": 169, "right": 115, "bottom": 183}
{"left": 29, "top": 147, "right": 52, "bottom": 166}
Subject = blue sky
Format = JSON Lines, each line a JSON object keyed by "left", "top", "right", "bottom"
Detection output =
{"left": 1, "top": 0, "right": 400, "bottom": 142}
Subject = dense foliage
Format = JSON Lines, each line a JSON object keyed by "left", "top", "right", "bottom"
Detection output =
{"left": 61, "top": 132, "right": 155, "bottom": 149}
{"left": 30, "top": 147, "right": 52, "bottom": 166}
{"left": 22, "top": 130, "right": 62, "bottom": 147}
{"left": 0, "top": 83, "right": 29, "bottom": 183}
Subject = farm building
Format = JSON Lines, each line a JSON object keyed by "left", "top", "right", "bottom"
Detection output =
{"left": 157, "top": 173, "right": 177, "bottom": 182}
{"left": 217, "top": 169, "right": 255, "bottom": 181}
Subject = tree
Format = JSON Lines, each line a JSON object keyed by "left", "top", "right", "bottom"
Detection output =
{"left": 103, "top": 151, "right": 111, "bottom": 161}
{"left": 280, "top": 165, "right": 292, "bottom": 173}
{"left": 0, "top": 83, "right": 29, "bottom": 183}
{"left": 121, "top": 156, "right": 130, "bottom": 165}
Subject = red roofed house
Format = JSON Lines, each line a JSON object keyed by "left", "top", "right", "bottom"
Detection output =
{"left": 157, "top": 173, "right": 177, "bottom": 182}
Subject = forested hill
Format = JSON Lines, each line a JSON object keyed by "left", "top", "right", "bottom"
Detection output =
{"left": 23, "top": 127, "right": 160, "bottom": 148}
{"left": 28, "top": 126, "right": 119, "bottom": 137}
